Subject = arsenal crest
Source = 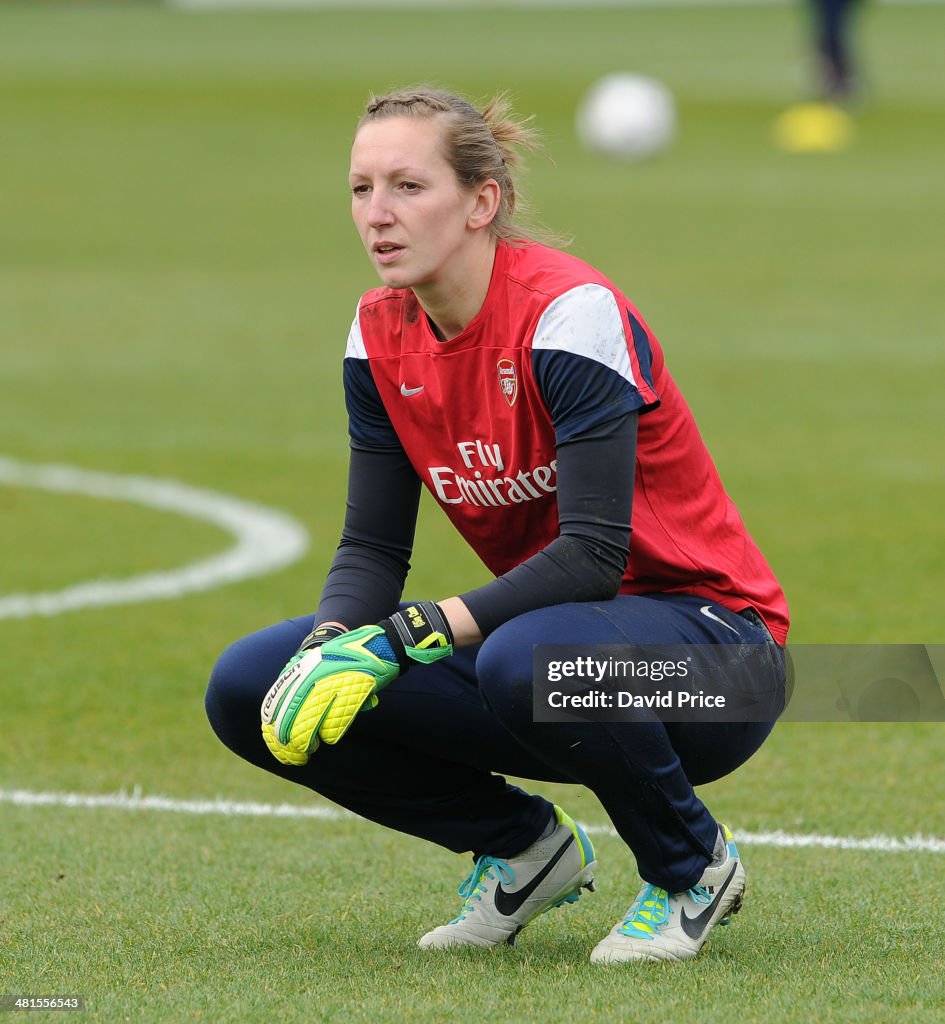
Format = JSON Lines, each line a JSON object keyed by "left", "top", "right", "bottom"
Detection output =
{"left": 497, "top": 359, "right": 518, "bottom": 408}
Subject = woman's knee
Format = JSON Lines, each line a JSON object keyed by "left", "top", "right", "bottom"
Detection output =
{"left": 204, "top": 641, "right": 264, "bottom": 755}
{"left": 205, "top": 616, "right": 311, "bottom": 743}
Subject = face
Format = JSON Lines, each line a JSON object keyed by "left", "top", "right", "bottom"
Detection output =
{"left": 349, "top": 116, "right": 493, "bottom": 293}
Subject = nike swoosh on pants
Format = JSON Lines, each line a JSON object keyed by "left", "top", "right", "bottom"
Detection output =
{"left": 699, "top": 604, "right": 740, "bottom": 634}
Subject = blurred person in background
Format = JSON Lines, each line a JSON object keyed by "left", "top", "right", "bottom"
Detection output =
{"left": 809, "top": 0, "right": 864, "bottom": 101}
{"left": 774, "top": 0, "right": 865, "bottom": 152}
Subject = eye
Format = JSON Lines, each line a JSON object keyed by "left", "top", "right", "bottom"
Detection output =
{"left": 351, "top": 183, "right": 370, "bottom": 197}
{"left": 399, "top": 181, "right": 422, "bottom": 193}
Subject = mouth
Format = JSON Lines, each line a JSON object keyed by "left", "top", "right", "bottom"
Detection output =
{"left": 373, "top": 242, "right": 405, "bottom": 265}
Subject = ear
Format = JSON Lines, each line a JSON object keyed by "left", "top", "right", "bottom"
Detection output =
{"left": 467, "top": 179, "right": 501, "bottom": 231}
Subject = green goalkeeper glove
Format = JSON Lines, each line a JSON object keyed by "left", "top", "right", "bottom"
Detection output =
{"left": 261, "top": 602, "right": 453, "bottom": 766}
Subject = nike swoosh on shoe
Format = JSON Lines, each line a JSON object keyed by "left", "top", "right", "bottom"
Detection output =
{"left": 679, "top": 862, "right": 739, "bottom": 940}
{"left": 493, "top": 835, "right": 575, "bottom": 917}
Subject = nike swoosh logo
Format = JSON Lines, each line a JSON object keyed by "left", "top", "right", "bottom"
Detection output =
{"left": 493, "top": 834, "right": 574, "bottom": 917}
{"left": 400, "top": 383, "right": 424, "bottom": 397}
{"left": 699, "top": 604, "right": 740, "bottom": 634}
{"left": 679, "top": 862, "right": 739, "bottom": 940}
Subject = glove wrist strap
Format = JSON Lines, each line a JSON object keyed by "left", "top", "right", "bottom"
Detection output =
{"left": 297, "top": 623, "right": 347, "bottom": 653}
{"left": 381, "top": 602, "right": 454, "bottom": 671}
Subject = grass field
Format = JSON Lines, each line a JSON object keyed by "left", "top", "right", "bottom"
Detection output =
{"left": 2, "top": 3, "right": 945, "bottom": 1021}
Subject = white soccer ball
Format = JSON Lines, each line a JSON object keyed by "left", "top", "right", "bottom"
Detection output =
{"left": 576, "top": 73, "right": 677, "bottom": 161}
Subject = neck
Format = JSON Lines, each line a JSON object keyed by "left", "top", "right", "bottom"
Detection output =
{"left": 414, "top": 236, "right": 498, "bottom": 341}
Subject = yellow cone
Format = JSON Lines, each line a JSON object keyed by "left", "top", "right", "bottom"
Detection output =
{"left": 773, "top": 103, "right": 855, "bottom": 154}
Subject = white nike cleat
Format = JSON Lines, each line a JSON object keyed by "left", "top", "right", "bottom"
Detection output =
{"left": 418, "top": 806, "right": 596, "bottom": 949}
{"left": 590, "top": 824, "right": 745, "bottom": 964}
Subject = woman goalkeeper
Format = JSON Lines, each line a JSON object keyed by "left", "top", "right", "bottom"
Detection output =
{"left": 206, "top": 86, "right": 789, "bottom": 964}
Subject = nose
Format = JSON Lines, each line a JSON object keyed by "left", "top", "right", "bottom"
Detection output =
{"left": 366, "top": 189, "right": 395, "bottom": 228}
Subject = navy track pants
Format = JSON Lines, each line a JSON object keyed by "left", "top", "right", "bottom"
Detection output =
{"left": 206, "top": 593, "right": 785, "bottom": 891}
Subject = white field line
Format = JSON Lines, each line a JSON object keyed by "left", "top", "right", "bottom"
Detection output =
{"left": 3, "top": 787, "right": 944, "bottom": 855}
{"left": 0, "top": 456, "right": 309, "bottom": 620}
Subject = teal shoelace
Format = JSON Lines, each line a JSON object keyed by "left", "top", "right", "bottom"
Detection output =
{"left": 619, "top": 883, "right": 712, "bottom": 940}
{"left": 450, "top": 855, "right": 514, "bottom": 923}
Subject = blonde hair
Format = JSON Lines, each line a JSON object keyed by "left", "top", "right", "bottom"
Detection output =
{"left": 358, "top": 86, "right": 559, "bottom": 245}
